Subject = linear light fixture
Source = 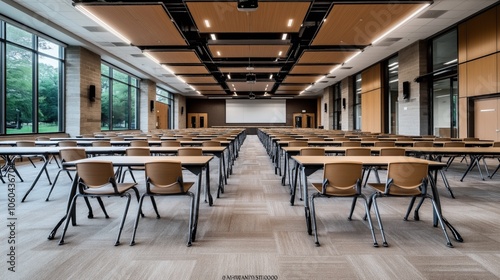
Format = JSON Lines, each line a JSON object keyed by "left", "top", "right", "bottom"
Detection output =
{"left": 344, "top": 51, "right": 362, "bottom": 64}
{"left": 281, "top": 33, "right": 287, "bottom": 40}
{"left": 227, "top": 74, "right": 231, "bottom": 80}
{"left": 269, "top": 74, "right": 273, "bottom": 80}
{"left": 161, "top": 65, "right": 174, "bottom": 75}
{"left": 329, "top": 65, "right": 341, "bottom": 74}
{"left": 144, "top": 52, "right": 159, "bottom": 64}
{"left": 75, "top": 5, "right": 131, "bottom": 45}
{"left": 315, "top": 76, "right": 326, "bottom": 83}
{"left": 210, "top": 34, "right": 217, "bottom": 40}
{"left": 444, "top": 58, "right": 458, "bottom": 65}
{"left": 372, "top": 3, "right": 430, "bottom": 45}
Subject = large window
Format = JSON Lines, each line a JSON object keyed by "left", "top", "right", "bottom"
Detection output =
{"left": 353, "top": 73, "right": 362, "bottom": 130}
{"left": 156, "top": 87, "right": 175, "bottom": 129}
{"left": 101, "top": 63, "right": 139, "bottom": 130}
{"left": 386, "top": 56, "right": 399, "bottom": 134}
{"left": 333, "top": 82, "right": 342, "bottom": 130}
{"left": 1, "top": 21, "right": 64, "bottom": 134}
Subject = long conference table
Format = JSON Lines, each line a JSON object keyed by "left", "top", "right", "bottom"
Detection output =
{"left": 48, "top": 155, "right": 213, "bottom": 244}
{"left": 289, "top": 155, "right": 463, "bottom": 245}
{"left": 0, "top": 146, "right": 227, "bottom": 204}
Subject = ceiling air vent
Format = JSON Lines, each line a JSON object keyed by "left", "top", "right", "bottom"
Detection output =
{"left": 83, "top": 26, "right": 107, "bottom": 32}
{"left": 418, "top": 10, "right": 447, "bottom": 19}
{"left": 376, "top": 37, "right": 402, "bottom": 47}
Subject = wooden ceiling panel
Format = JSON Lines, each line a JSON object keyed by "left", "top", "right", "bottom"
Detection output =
{"left": 200, "top": 91, "right": 227, "bottom": 95}
{"left": 277, "top": 85, "right": 308, "bottom": 91}
{"left": 312, "top": 4, "right": 425, "bottom": 46}
{"left": 219, "top": 67, "right": 281, "bottom": 74}
{"left": 298, "top": 50, "right": 357, "bottom": 64}
{"left": 274, "top": 91, "right": 300, "bottom": 95}
{"left": 209, "top": 45, "right": 290, "bottom": 58}
{"left": 283, "top": 75, "right": 324, "bottom": 84}
{"left": 289, "top": 65, "right": 333, "bottom": 75}
{"left": 178, "top": 76, "right": 218, "bottom": 84}
{"left": 145, "top": 51, "right": 201, "bottom": 64}
{"left": 227, "top": 81, "right": 274, "bottom": 92}
{"left": 167, "top": 65, "right": 210, "bottom": 75}
{"left": 84, "top": 4, "right": 186, "bottom": 46}
{"left": 187, "top": 2, "right": 310, "bottom": 33}
{"left": 192, "top": 85, "right": 224, "bottom": 91}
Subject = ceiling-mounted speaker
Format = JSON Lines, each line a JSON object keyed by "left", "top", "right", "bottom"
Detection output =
{"left": 237, "top": 0, "right": 258, "bottom": 12}
{"left": 88, "top": 85, "right": 96, "bottom": 102}
{"left": 246, "top": 73, "right": 256, "bottom": 83}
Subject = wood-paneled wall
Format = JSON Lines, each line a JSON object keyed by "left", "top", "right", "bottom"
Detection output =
{"left": 361, "top": 64, "right": 383, "bottom": 133}
{"left": 458, "top": 4, "right": 500, "bottom": 137}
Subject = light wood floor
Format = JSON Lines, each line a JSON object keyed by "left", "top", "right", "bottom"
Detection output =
{"left": 2, "top": 135, "right": 500, "bottom": 279}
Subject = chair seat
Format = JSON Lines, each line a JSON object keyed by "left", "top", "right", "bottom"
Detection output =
{"left": 368, "top": 183, "right": 421, "bottom": 196}
{"left": 84, "top": 182, "right": 137, "bottom": 195}
{"left": 311, "top": 183, "right": 357, "bottom": 196}
{"left": 150, "top": 182, "right": 194, "bottom": 194}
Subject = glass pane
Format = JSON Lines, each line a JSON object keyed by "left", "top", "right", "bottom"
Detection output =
{"left": 354, "top": 74, "right": 362, "bottom": 130}
{"left": 38, "top": 55, "right": 60, "bottom": 132}
{"left": 388, "top": 56, "right": 399, "bottom": 134}
{"left": 101, "top": 64, "right": 110, "bottom": 77}
{"left": 38, "top": 37, "right": 61, "bottom": 58}
{"left": 6, "top": 23, "right": 33, "bottom": 49}
{"left": 6, "top": 44, "right": 33, "bottom": 134}
{"left": 101, "top": 76, "right": 110, "bottom": 130}
{"left": 112, "top": 69, "right": 128, "bottom": 84}
{"left": 112, "top": 80, "right": 129, "bottom": 130}
{"left": 130, "top": 87, "right": 137, "bottom": 129}
{"left": 433, "top": 79, "right": 451, "bottom": 137}
{"left": 432, "top": 29, "right": 457, "bottom": 71}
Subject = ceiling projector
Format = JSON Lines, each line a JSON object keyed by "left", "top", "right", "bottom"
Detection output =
{"left": 237, "top": 0, "right": 258, "bottom": 12}
{"left": 249, "top": 92, "right": 256, "bottom": 99}
{"left": 246, "top": 73, "right": 256, "bottom": 83}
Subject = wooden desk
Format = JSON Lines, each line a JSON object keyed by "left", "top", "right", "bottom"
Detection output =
{"left": 289, "top": 155, "right": 462, "bottom": 243}
{"left": 49, "top": 155, "right": 213, "bottom": 244}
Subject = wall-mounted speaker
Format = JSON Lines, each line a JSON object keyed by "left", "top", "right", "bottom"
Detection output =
{"left": 324, "top": 103, "right": 327, "bottom": 112}
{"left": 342, "top": 98, "right": 346, "bottom": 109}
{"left": 181, "top": 106, "right": 184, "bottom": 115}
{"left": 403, "top": 81, "right": 410, "bottom": 100}
{"left": 88, "top": 85, "right": 96, "bottom": 102}
{"left": 150, "top": 100, "right": 155, "bottom": 112}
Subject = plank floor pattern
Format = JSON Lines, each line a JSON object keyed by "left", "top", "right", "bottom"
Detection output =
{"left": 2, "top": 135, "right": 500, "bottom": 279}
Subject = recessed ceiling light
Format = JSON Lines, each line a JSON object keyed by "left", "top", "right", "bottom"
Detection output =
{"left": 217, "top": 51, "right": 221, "bottom": 56}
{"left": 278, "top": 51, "right": 283, "bottom": 56}
{"left": 227, "top": 74, "right": 231, "bottom": 79}
{"left": 204, "top": 20, "right": 210, "bottom": 28}
{"left": 281, "top": 33, "right": 287, "bottom": 40}
{"left": 210, "top": 34, "right": 216, "bottom": 40}
{"left": 287, "top": 19, "right": 293, "bottom": 27}
{"left": 269, "top": 74, "right": 273, "bottom": 79}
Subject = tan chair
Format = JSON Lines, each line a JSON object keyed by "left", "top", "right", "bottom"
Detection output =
{"left": 342, "top": 141, "right": 362, "bottom": 147}
{"left": 59, "top": 161, "right": 139, "bottom": 246}
{"left": 379, "top": 147, "right": 406, "bottom": 156}
{"left": 58, "top": 140, "right": 77, "bottom": 147}
{"left": 300, "top": 147, "right": 325, "bottom": 156}
{"left": 16, "top": 140, "right": 42, "bottom": 168}
{"left": 288, "top": 141, "right": 308, "bottom": 147}
{"left": 130, "top": 161, "right": 196, "bottom": 246}
{"left": 177, "top": 137, "right": 193, "bottom": 141}
{"left": 121, "top": 147, "right": 150, "bottom": 183}
{"left": 374, "top": 141, "right": 396, "bottom": 147}
{"left": 92, "top": 141, "right": 111, "bottom": 147}
{"left": 413, "top": 141, "right": 434, "bottom": 147}
{"left": 310, "top": 162, "right": 377, "bottom": 246}
{"left": 177, "top": 147, "right": 203, "bottom": 156}
{"left": 46, "top": 148, "right": 87, "bottom": 201}
{"left": 345, "top": 147, "right": 371, "bottom": 156}
{"left": 202, "top": 140, "right": 221, "bottom": 147}
{"left": 161, "top": 140, "right": 181, "bottom": 147}
{"left": 129, "top": 140, "right": 149, "bottom": 147}
{"left": 367, "top": 162, "right": 452, "bottom": 247}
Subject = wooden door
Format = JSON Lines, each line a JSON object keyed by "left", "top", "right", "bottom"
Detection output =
{"left": 474, "top": 98, "right": 500, "bottom": 141}
{"left": 155, "top": 102, "right": 168, "bottom": 129}
{"left": 293, "top": 113, "right": 315, "bottom": 128}
{"left": 187, "top": 113, "right": 208, "bottom": 128}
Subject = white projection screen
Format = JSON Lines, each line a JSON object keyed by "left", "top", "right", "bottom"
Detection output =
{"left": 225, "top": 99, "right": 286, "bottom": 123}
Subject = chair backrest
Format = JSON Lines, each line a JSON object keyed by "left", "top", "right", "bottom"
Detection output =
{"left": 92, "top": 141, "right": 111, "bottom": 147}
{"left": 76, "top": 161, "right": 116, "bottom": 189}
{"left": 177, "top": 137, "right": 193, "bottom": 141}
{"left": 463, "top": 137, "right": 479, "bottom": 141}
{"left": 288, "top": 141, "right": 308, "bottom": 147}
{"left": 333, "top": 137, "right": 349, "bottom": 141}
{"left": 300, "top": 147, "right": 325, "bottom": 156}
{"left": 385, "top": 162, "right": 428, "bottom": 195}
{"left": 413, "top": 141, "right": 433, "bottom": 147}
{"left": 16, "top": 140, "right": 36, "bottom": 147}
{"left": 145, "top": 161, "right": 185, "bottom": 194}
{"left": 374, "top": 141, "right": 396, "bottom": 147}
{"left": 443, "top": 141, "right": 465, "bottom": 147}
{"left": 129, "top": 140, "right": 149, "bottom": 147}
{"left": 493, "top": 142, "right": 500, "bottom": 147}
{"left": 161, "top": 140, "right": 181, "bottom": 147}
{"left": 306, "top": 137, "right": 324, "bottom": 141}
{"left": 58, "top": 140, "right": 78, "bottom": 147}
{"left": 177, "top": 147, "right": 203, "bottom": 156}
{"left": 345, "top": 147, "right": 371, "bottom": 156}
{"left": 59, "top": 148, "right": 87, "bottom": 162}
{"left": 36, "top": 136, "right": 50, "bottom": 141}
{"left": 379, "top": 147, "right": 406, "bottom": 156}
{"left": 322, "top": 162, "right": 363, "bottom": 196}
{"left": 126, "top": 147, "right": 150, "bottom": 156}
{"left": 202, "top": 141, "right": 221, "bottom": 147}
{"left": 342, "top": 141, "right": 361, "bottom": 147}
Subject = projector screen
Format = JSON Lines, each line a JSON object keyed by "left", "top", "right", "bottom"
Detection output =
{"left": 226, "top": 99, "right": 286, "bottom": 123}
